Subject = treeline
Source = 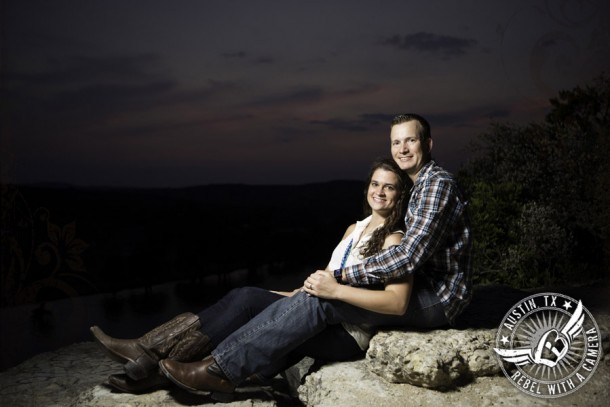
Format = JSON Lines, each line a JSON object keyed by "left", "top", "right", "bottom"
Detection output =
{"left": 458, "top": 74, "right": 610, "bottom": 288}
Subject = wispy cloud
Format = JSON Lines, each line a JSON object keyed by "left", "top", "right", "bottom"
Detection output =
{"left": 9, "top": 54, "right": 165, "bottom": 86}
{"left": 221, "top": 51, "right": 275, "bottom": 65}
{"left": 250, "top": 87, "right": 326, "bottom": 106}
{"left": 221, "top": 51, "right": 247, "bottom": 59}
{"left": 381, "top": 32, "right": 477, "bottom": 58}
{"left": 310, "top": 113, "right": 395, "bottom": 132}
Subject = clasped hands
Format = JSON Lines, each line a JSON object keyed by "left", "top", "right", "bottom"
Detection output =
{"left": 302, "top": 269, "right": 339, "bottom": 299}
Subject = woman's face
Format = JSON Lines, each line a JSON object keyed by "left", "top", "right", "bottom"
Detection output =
{"left": 367, "top": 168, "right": 400, "bottom": 217}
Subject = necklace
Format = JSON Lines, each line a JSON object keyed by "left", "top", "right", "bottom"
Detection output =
{"left": 340, "top": 219, "right": 382, "bottom": 268}
{"left": 340, "top": 239, "right": 353, "bottom": 269}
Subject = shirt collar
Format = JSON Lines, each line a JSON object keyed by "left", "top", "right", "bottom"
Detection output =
{"left": 413, "top": 160, "right": 435, "bottom": 187}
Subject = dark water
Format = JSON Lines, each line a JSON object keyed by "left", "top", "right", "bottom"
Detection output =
{"left": 0, "top": 266, "right": 310, "bottom": 372}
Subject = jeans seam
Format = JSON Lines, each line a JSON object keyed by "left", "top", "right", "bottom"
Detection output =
{"left": 213, "top": 293, "right": 313, "bottom": 383}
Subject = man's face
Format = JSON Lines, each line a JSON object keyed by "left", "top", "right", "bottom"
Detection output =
{"left": 390, "top": 121, "right": 432, "bottom": 180}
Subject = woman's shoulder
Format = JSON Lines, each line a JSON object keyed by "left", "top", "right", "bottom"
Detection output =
{"left": 341, "top": 223, "right": 358, "bottom": 240}
{"left": 382, "top": 231, "right": 404, "bottom": 249}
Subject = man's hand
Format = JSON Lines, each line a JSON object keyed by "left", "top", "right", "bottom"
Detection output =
{"left": 303, "top": 270, "right": 340, "bottom": 299}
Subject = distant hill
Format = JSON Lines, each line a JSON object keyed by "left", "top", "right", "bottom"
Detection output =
{"left": 2, "top": 181, "right": 365, "bottom": 306}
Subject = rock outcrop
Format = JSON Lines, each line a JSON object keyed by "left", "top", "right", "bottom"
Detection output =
{"left": 297, "top": 316, "right": 610, "bottom": 407}
{"left": 367, "top": 328, "right": 500, "bottom": 388}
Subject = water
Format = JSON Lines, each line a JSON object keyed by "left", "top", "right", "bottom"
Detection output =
{"left": 0, "top": 266, "right": 311, "bottom": 371}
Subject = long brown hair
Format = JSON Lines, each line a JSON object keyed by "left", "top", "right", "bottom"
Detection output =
{"left": 360, "top": 158, "right": 410, "bottom": 257}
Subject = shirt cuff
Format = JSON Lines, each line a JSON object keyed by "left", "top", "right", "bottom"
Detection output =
{"left": 333, "top": 268, "right": 343, "bottom": 284}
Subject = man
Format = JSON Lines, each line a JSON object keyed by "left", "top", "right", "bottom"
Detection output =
{"left": 157, "top": 113, "right": 473, "bottom": 396}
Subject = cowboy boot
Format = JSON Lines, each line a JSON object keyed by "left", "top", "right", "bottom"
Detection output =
{"left": 107, "top": 330, "right": 214, "bottom": 394}
{"left": 90, "top": 312, "right": 201, "bottom": 380}
{"left": 159, "top": 355, "right": 236, "bottom": 396}
{"left": 108, "top": 373, "right": 170, "bottom": 394}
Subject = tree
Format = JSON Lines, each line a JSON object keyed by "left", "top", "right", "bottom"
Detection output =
{"left": 459, "top": 73, "right": 610, "bottom": 288}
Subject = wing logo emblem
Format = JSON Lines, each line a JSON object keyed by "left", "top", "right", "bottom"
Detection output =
{"left": 494, "top": 300, "right": 584, "bottom": 367}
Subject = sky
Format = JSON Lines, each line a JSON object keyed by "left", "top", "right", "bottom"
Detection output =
{"left": 2, "top": 0, "right": 609, "bottom": 187}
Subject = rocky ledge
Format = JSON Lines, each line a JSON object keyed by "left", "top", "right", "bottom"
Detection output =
{"left": 1, "top": 284, "right": 609, "bottom": 406}
{"left": 0, "top": 318, "right": 608, "bottom": 406}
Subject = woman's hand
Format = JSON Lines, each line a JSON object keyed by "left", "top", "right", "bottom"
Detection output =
{"left": 303, "top": 270, "right": 339, "bottom": 299}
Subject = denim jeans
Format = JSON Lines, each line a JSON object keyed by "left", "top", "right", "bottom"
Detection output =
{"left": 198, "top": 287, "right": 364, "bottom": 380}
{"left": 206, "top": 279, "right": 448, "bottom": 385}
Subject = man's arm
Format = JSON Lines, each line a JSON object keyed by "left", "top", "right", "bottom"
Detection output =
{"left": 341, "top": 176, "right": 466, "bottom": 286}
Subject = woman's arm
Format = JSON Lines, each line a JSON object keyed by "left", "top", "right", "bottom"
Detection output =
{"left": 305, "top": 232, "right": 413, "bottom": 315}
{"left": 333, "top": 276, "right": 412, "bottom": 315}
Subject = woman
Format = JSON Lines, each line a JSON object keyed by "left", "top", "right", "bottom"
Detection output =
{"left": 91, "top": 158, "right": 413, "bottom": 394}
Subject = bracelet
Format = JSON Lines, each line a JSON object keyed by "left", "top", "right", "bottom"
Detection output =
{"left": 333, "top": 268, "right": 343, "bottom": 284}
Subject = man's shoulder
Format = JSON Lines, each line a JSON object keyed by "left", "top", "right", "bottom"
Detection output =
{"left": 420, "top": 161, "right": 457, "bottom": 185}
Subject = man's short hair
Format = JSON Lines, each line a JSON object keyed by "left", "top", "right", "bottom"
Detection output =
{"left": 391, "top": 114, "right": 431, "bottom": 140}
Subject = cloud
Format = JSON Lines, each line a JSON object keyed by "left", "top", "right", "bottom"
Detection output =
{"left": 254, "top": 56, "right": 274, "bottom": 64}
{"left": 310, "top": 113, "right": 395, "bottom": 132}
{"left": 381, "top": 32, "right": 477, "bottom": 57}
{"left": 310, "top": 118, "right": 369, "bottom": 132}
{"left": 9, "top": 54, "right": 165, "bottom": 87}
{"left": 427, "top": 107, "right": 512, "bottom": 129}
{"left": 6, "top": 53, "right": 178, "bottom": 126}
{"left": 358, "top": 113, "right": 396, "bottom": 126}
{"left": 220, "top": 51, "right": 275, "bottom": 65}
{"left": 250, "top": 87, "right": 326, "bottom": 106}
{"left": 221, "top": 51, "right": 247, "bottom": 59}
{"left": 6, "top": 52, "right": 248, "bottom": 149}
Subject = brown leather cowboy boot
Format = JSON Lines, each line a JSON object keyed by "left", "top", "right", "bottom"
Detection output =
{"left": 90, "top": 312, "right": 202, "bottom": 380}
{"left": 159, "top": 355, "right": 236, "bottom": 396}
{"left": 106, "top": 330, "right": 213, "bottom": 394}
{"left": 108, "top": 373, "right": 171, "bottom": 394}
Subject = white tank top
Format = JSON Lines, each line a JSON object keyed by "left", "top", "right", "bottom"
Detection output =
{"left": 327, "top": 216, "right": 380, "bottom": 350}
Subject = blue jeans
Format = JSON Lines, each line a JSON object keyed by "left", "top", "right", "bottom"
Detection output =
{"left": 205, "top": 279, "right": 448, "bottom": 384}
{"left": 198, "top": 287, "right": 364, "bottom": 380}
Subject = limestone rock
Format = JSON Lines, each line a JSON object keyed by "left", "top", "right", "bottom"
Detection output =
{"left": 298, "top": 359, "right": 408, "bottom": 407}
{"left": 296, "top": 358, "right": 546, "bottom": 407}
{"left": 366, "top": 328, "right": 500, "bottom": 389}
{"left": 71, "top": 384, "right": 281, "bottom": 406}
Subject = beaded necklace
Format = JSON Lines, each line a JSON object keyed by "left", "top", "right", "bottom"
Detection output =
{"left": 340, "top": 219, "right": 381, "bottom": 269}
{"left": 340, "top": 239, "right": 353, "bottom": 269}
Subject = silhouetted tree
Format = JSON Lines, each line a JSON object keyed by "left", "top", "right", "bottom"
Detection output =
{"left": 459, "top": 73, "right": 610, "bottom": 287}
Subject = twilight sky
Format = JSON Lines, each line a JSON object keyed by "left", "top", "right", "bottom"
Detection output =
{"left": 3, "top": 0, "right": 609, "bottom": 187}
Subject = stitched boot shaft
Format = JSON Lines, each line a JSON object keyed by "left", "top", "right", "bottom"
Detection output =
{"left": 107, "top": 331, "right": 213, "bottom": 394}
{"left": 91, "top": 312, "right": 202, "bottom": 381}
{"left": 123, "top": 312, "right": 202, "bottom": 380}
{"left": 168, "top": 330, "right": 213, "bottom": 362}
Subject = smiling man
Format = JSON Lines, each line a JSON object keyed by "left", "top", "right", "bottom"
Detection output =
{"left": 391, "top": 114, "right": 433, "bottom": 181}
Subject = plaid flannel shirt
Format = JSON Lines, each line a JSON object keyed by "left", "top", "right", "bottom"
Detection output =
{"left": 342, "top": 160, "right": 473, "bottom": 324}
